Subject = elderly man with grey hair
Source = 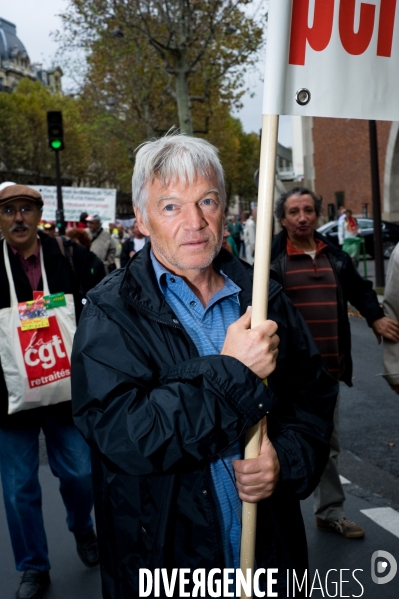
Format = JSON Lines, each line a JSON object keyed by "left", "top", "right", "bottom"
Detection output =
{"left": 271, "top": 187, "right": 399, "bottom": 540}
{"left": 71, "top": 136, "right": 336, "bottom": 598}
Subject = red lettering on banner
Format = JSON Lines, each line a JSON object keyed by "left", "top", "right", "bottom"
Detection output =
{"left": 289, "top": 0, "right": 335, "bottom": 65}
{"left": 18, "top": 316, "right": 71, "bottom": 389}
{"left": 339, "top": 0, "right": 376, "bottom": 55}
{"left": 289, "top": 0, "right": 397, "bottom": 66}
{"left": 378, "top": 0, "right": 398, "bottom": 57}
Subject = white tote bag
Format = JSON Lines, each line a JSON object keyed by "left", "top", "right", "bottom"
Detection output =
{"left": 0, "top": 240, "right": 77, "bottom": 414}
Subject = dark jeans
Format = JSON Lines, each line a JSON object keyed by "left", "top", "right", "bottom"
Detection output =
{"left": 0, "top": 412, "right": 94, "bottom": 571}
{"left": 232, "top": 236, "right": 241, "bottom": 254}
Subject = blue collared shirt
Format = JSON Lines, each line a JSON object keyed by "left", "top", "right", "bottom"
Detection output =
{"left": 150, "top": 250, "right": 243, "bottom": 568}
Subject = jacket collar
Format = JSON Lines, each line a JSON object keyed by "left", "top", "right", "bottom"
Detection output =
{"left": 286, "top": 236, "right": 328, "bottom": 257}
{"left": 119, "top": 243, "right": 281, "bottom": 321}
{"left": 91, "top": 227, "right": 103, "bottom": 242}
{"left": 272, "top": 227, "right": 342, "bottom": 260}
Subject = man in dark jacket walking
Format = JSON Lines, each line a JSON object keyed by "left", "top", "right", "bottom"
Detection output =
{"left": 271, "top": 187, "right": 399, "bottom": 539}
{"left": 71, "top": 137, "right": 337, "bottom": 598}
{"left": 119, "top": 219, "right": 148, "bottom": 267}
{"left": 0, "top": 185, "right": 100, "bottom": 599}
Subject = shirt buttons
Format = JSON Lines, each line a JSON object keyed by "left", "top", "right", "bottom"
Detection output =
{"left": 258, "top": 403, "right": 264, "bottom": 409}
{"left": 170, "top": 277, "right": 176, "bottom": 283}
{"left": 189, "top": 300, "right": 196, "bottom": 307}
{"left": 202, "top": 490, "right": 208, "bottom": 496}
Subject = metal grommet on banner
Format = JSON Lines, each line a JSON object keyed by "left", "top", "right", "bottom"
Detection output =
{"left": 295, "top": 88, "right": 311, "bottom": 106}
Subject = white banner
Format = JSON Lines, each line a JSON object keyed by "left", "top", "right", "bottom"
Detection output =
{"left": 31, "top": 186, "right": 117, "bottom": 223}
{"left": 263, "top": 0, "right": 399, "bottom": 121}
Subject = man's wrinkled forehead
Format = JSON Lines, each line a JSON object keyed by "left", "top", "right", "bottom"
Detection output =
{"left": 149, "top": 168, "right": 219, "bottom": 189}
{"left": 0, "top": 197, "right": 41, "bottom": 207}
{"left": 149, "top": 169, "right": 220, "bottom": 198}
{"left": 285, "top": 193, "right": 316, "bottom": 210}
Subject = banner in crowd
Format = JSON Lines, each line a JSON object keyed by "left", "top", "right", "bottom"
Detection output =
{"left": 31, "top": 186, "right": 117, "bottom": 223}
{"left": 263, "top": 0, "right": 399, "bottom": 121}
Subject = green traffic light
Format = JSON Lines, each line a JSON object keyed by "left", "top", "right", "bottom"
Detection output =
{"left": 51, "top": 139, "right": 62, "bottom": 150}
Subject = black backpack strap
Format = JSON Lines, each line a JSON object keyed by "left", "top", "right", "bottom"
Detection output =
{"left": 55, "top": 235, "right": 84, "bottom": 296}
{"left": 55, "top": 234, "right": 66, "bottom": 257}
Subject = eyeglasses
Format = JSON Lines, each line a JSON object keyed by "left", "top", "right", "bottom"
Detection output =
{"left": 0, "top": 205, "right": 39, "bottom": 219}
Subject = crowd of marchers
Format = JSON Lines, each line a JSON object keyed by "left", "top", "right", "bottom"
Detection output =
{"left": 0, "top": 134, "right": 399, "bottom": 599}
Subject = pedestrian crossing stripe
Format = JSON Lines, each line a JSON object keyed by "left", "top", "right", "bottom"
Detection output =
{"left": 339, "top": 475, "right": 351, "bottom": 484}
{"left": 361, "top": 507, "right": 399, "bottom": 539}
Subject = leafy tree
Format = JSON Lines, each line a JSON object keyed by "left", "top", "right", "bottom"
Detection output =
{"left": 0, "top": 80, "right": 92, "bottom": 184}
{"left": 0, "top": 80, "right": 133, "bottom": 193}
{"left": 0, "top": 92, "right": 33, "bottom": 180}
{"left": 206, "top": 107, "right": 259, "bottom": 207}
{"left": 57, "top": 0, "right": 266, "bottom": 135}
{"left": 0, "top": 0, "right": 264, "bottom": 211}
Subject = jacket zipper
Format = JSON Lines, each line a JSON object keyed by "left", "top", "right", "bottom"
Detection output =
{"left": 121, "top": 291, "right": 239, "bottom": 568}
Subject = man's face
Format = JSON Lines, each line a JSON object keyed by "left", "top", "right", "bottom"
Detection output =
{"left": 281, "top": 194, "right": 318, "bottom": 242}
{"left": 87, "top": 220, "right": 101, "bottom": 233}
{"left": 132, "top": 221, "right": 143, "bottom": 238}
{"left": 0, "top": 199, "right": 42, "bottom": 251}
{"left": 136, "top": 173, "right": 224, "bottom": 276}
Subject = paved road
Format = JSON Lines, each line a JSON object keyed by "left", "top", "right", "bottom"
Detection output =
{"left": 356, "top": 256, "right": 390, "bottom": 288}
{"left": 1, "top": 308, "right": 399, "bottom": 598}
{"left": 0, "top": 465, "right": 101, "bottom": 598}
{"left": 2, "top": 470, "right": 398, "bottom": 598}
{"left": 339, "top": 316, "right": 399, "bottom": 503}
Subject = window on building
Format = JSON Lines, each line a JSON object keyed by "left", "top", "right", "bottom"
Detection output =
{"left": 335, "top": 191, "right": 345, "bottom": 211}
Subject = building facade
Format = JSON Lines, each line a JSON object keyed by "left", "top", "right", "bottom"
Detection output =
{"left": 0, "top": 17, "right": 62, "bottom": 93}
{"left": 298, "top": 116, "right": 399, "bottom": 223}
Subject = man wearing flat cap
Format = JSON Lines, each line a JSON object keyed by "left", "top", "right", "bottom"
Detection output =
{"left": 0, "top": 185, "right": 100, "bottom": 599}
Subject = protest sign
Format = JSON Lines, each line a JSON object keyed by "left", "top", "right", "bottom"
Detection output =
{"left": 241, "top": 3, "right": 399, "bottom": 595}
{"left": 263, "top": 0, "right": 399, "bottom": 121}
{"left": 31, "top": 186, "right": 117, "bottom": 223}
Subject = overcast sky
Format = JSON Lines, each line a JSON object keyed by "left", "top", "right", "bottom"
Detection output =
{"left": 1, "top": 0, "right": 292, "bottom": 146}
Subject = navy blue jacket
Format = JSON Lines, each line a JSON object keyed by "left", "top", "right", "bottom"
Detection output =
{"left": 71, "top": 244, "right": 337, "bottom": 598}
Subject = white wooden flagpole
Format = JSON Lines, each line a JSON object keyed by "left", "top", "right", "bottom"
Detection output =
{"left": 240, "top": 113, "right": 279, "bottom": 598}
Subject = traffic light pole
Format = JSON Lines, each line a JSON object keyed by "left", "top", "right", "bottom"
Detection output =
{"left": 47, "top": 110, "right": 65, "bottom": 234}
{"left": 54, "top": 149, "right": 65, "bottom": 235}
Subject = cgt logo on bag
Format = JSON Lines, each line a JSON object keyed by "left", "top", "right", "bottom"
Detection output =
{"left": 18, "top": 315, "right": 71, "bottom": 389}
